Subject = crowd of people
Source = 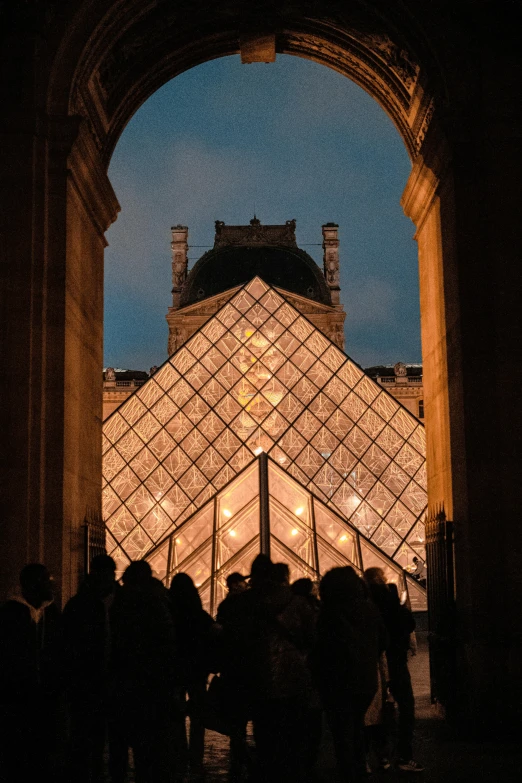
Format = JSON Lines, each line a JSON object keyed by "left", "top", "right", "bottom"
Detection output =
{"left": 0, "top": 554, "right": 424, "bottom": 783}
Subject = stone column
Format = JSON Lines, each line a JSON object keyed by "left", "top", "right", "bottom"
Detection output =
{"left": 171, "top": 225, "right": 189, "bottom": 309}
{"left": 402, "top": 63, "right": 522, "bottom": 730}
{"left": 322, "top": 223, "right": 341, "bottom": 306}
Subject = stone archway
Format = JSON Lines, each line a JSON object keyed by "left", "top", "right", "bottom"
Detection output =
{"left": 1, "top": 1, "right": 521, "bottom": 730}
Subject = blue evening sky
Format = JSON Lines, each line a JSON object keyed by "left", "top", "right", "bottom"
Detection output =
{"left": 105, "top": 54, "right": 420, "bottom": 371}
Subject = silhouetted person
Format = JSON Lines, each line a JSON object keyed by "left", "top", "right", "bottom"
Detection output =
{"left": 364, "top": 567, "right": 424, "bottom": 773}
{"left": 109, "top": 560, "right": 176, "bottom": 783}
{"left": 0, "top": 564, "right": 63, "bottom": 782}
{"left": 216, "top": 571, "right": 248, "bottom": 627}
{"left": 63, "top": 554, "right": 118, "bottom": 782}
{"left": 313, "top": 566, "right": 384, "bottom": 783}
{"left": 291, "top": 577, "right": 320, "bottom": 612}
{"left": 169, "top": 572, "right": 216, "bottom": 781}
{"left": 229, "top": 555, "right": 317, "bottom": 783}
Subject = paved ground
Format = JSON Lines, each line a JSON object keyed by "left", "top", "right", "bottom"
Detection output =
{"left": 200, "top": 633, "right": 520, "bottom": 783}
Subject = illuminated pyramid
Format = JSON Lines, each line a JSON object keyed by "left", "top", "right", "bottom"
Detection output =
{"left": 102, "top": 277, "right": 427, "bottom": 603}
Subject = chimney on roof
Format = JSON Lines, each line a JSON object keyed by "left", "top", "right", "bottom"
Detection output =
{"left": 322, "top": 223, "right": 340, "bottom": 306}
{"left": 171, "top": 225, "right": 189, "bottom": 310}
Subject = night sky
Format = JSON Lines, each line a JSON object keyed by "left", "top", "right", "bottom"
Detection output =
{"left": 105, "top": 55, "right": 420, "bottom": 372}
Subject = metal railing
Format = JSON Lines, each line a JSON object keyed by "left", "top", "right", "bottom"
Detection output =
{"left": 425, "top": 508, "right": 456, "bottom": 717}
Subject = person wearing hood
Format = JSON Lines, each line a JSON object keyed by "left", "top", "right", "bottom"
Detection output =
{"left": 63, "top": 554, "right": 119, "bottom": 782}
{"left": 0, "top": 563, "right": 63, "bottom": 782}
{"left": 313, "top": 566, "right": 385, "bottom": 783}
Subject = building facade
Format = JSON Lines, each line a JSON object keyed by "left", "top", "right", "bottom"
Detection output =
{"left": 365, "top": 363, "right": 424, "bottom": 421}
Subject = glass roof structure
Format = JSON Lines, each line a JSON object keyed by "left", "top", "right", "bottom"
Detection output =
{"left": 144, "top": 454, "right": 427, "bottom": 614}
{"left": 102, "top": 277, "right": 427, "bottom": 606}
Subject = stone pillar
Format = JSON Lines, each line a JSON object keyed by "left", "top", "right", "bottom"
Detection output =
{"left": 402, "top": 73, "right": 522, "bottom": 731}
{"left": 0, "top": 113, "right": 119, "bottom": 604}
{"left": 171, "top": 225, "right": 189, "bottom": 310}
{"left": 322, "top": 223, "right": 341, "bottom": 306}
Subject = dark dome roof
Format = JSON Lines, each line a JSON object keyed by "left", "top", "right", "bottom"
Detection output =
{"left": 180, "top": 245, "right": 331, "bottom": 306}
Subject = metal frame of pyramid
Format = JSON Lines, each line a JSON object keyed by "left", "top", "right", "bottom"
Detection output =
{"left": 102, "top": 277, "right": 427, "bottom": 605}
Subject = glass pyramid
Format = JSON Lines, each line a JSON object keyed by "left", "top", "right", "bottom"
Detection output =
{"left": 103, "top": 277, "right": 427, "bottom": 600}
{"left": 143, "top": 454, "right": 427, "bottom": 614}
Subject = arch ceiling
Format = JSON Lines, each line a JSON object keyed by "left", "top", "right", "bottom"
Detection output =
{"left": 54, "top": 0, "right": 441, "bottom": 166}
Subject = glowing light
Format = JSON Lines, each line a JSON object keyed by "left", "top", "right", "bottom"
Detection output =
{"left": 291, "top": 529, "right": 299, "bottom": 536}
{"left": 175, "top": 538, "right": 182, "bottom": 545}
{"left": 295, "top": 507, "right": 304, "bottom": 516}
{"left": 223, "top": 509, "right": 232, "bottom": 518}
{"left": 245, "top": 329, "right": 254, "bottom": 338}
{"left": 254, "top": 446, "right": 263, "bottom": 455}
{"left": 229, "top": 529, "right": 237, "bottom": 537}
{"left": 339, "top": 535, "right": 348, "bottom": 543}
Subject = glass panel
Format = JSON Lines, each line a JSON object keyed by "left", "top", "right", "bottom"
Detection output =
{"left": 390, "top": 408, "right": 417, "bottom": 439}
{"left": 213, "top": 429, "right": 241, "bottom": 460}
{"left": 393, "top": 542, "right": 419, "bottom": 574}
{"left": 371, "top": 392, "right": 399, "bottom": 422}
{"left": 289, "top": 316, "right": 314, "bottom": 342}
{"left": 246, "top": 361, "right": 273, "bottom": 390}
{"left": 130, "top": 447, "right": 159, "bottom": 481}
{"left": 260, "top": 316, "right": 285, "bottom": 342}
{"left": 277, "top": 392, "right": 304, "bottom": 423}
{"left": 199, "top": 379, "right": 227, "bottom": 407}
{"left": 196, "top": 447, "right": 226, "bottom": 478}
{"left": 336, "top": 361, "right": 364, "bottom": 388}
{"left": 201, "top": 318, "right": 226, "bottom": 343}
{"left": 317, "top": 537, "right": 358, "bottom": 575}
{"left": 171, "top": 347, "right": 197, "bottom": 375}
{"left": 169, "top": 378, "right": 194, "bottom": 407}
{"left": 103, "top": 448, "right": 126, "bottom": 481}
{"left": 159, "top": 485, "right": 190, "bottom": 521}
{"left": 269, "top": 499, "right": 314, "bottom": 567}
{"left": 311, "top": 427, "right": 339, "bottom": 458}
{"left": 178, "top": 465, "right": 208, "bottom": 500}
{"left": 406, "top": 521, "right": 426, "bottom": 558}
{"left": 217, "top": 334, "right": 242, "bottom": 360}
{"left": 354, "top": 376, "right": 379, "bottom": 404}
{"left": 414, "top": 462, "right": 427, "bottom": 490}
{"left": 313, "top": 464, "right": 342, "bottom": 499}
{"left": 309, "top": 392, "right": 336, "bottom": 422}
{"left": 217, "top": 303, "right": 241, "bottom": 328}
{"left": 215, "top": 394, "right": 242, "bottom": 423}
{"left": 294, "top": 410, "right": 321, "bottom": 439}
{"left": 340, "top": 393, "right": 366, "bottom": 423}
{"left": 269, "top": 537, "right": 316, "bottom": 582}
{"left": 162, "top": 447, "right": 191, "bottom": 480}
{"left": 185, "top": 363, "right": 211, "bottom": 391}
{"left": 346, "top": 464, "right": 376, "bottom": 497}
{"left": 120, "top": 397, "right": 148, "bottom": 426}
{"left": 260, "top": 346, "right": 285, "bottom": 373}
{"left": 176, "top": 540, "right": 213, "bottom": 588}
{"left": 357, "top": 409, "right": 386, "bottom": 439}
{"left": 246, "top": 429, "right": 274, "bottom": 456}
{"left": 183, "top": 396, "right": 210, "bottom": 425}
{"left": 328, "top": 444, "right": 358, "bottom": 478}
{"left": 213, "top": 464, "right": 236, "bottom": 490}
{"left": 361, "top": 443, "right": 390, "bottom": 477}
{"left": 102, "top": 485, "right": 121, "bottom": 520}
{"left": 406, "top": 577, "right": 428, "bottom": 612}
{"left": 116, "top": 430, "right": 144, "bottom": 462}
{"left": 185, "top": 332, "right": 212, "bottom": 359}
{"left": 180, "top": 429, "right": 209, "bottom": 458}
{"left": 408, "top": 425, "right": 426, "bottom": 454}
{"left": 371, "top": 522, "right": 402, "bottom": 557}
{"left": 136, "top": 380, "right": 163, "bottom": 407}
{"left": 216, "top": 501, "right": 260, "bottom": 568}
{"left": 230, "top": 410, "right": 257, "bottom": 440}
{"left": 244, "top": 392, "right": 271, "bottom": 423}
{"left": 141, "top": 506, "right": 172, "bottom": 543}
{"left": 126, "top": 485, "right": 155, "bottom": 521}
{"left": 395, "top": 443, "right": 424, "bottom": 476}
{"left": 198, "top": 411, "right": 225, "bottom": 442}
{"left": 172, "top": 503, "right": 214, "bottom": 566}
{"left": 102, "top": 434, "right": 111, "bottom": 456}
{"left": 247, "top": 303, "right": 270, "bottom": 327}
{"left": 380, "top": 461, "right": 410, "bottom": 496}
{"left": 111, "top": 466, "right": 141, "bottom": 501}
{"left": 291, "top": 345, "right": 316, "bottom": 372}
{"left": 121, "top": 526, "right": 153, "bottom": 560}
{"left": 104, "top": 413, "right": 129, "bottom": 444}
{"left": 344, "top": 426, "right": 371, "bottom": 458}
{"left": 275, "top": 301, "right": 298, "bottom": 326}
{"left": 217, "top": 461, "right": 259, "bottom": 527}
{"left": 292, "top": 377, "right": 319, "bottom": 405}
{"left": 261, "top": 410, "right": 288, "bottom": 440}
{"left": 331, "top": 484, "right": 362, "bottom": 518}
{"left": 165, "top": 411, "right": 193, "bottom": 442}
{"left": 287, "top": 462, "right": 310, "bottom": 486}
{"left": 259, "top": 289, "right": 284, "bottom": 312}
{"left": 323, "top": 376, "right": 349, "bottom": 404}
{"left": 268, "top": 461, "right": 311, "bottom": 526}
{"left": 366, "top": 482, "right": 396, "bottom": 516}
{"left": 151, "top": 395, "right": 179, "bottom": 426}
{"left": 246, "top": 277, "right": 270, "bottom": 299}
{"left": 154, "top": 363, "right": 181, "bottom": 392}
{"left": 325, "top": 410, "right": 354, "bottom": 439}
{"left": 305, "top": 331, "right": 330, "bottom": 358}
{"left": 401, "top": 480, "right": 427, "bottom": 514}
{"left": 295, "top": 445, "right": 324, "bottom": 479}
{"left": 148, "top": 540, "right": 169, "bottom": 582}
{"left": 276, "top": 333, "right": 301, "bottom": 358}
{"left": 230, "top": 290, "right": 255, "bottom": 313}
{"left": 134, "top": 412, "right": 161, "bottom": 443}
{"left": 148, "top": 430, "right": 176, "bottom": 461}
{"left": 350, "top": 501, "right": 381, "bottom": 537}
{"left": 321, "top": 345, "right": 345, "bottom": 373}
{"left": 314, "top": 502, "right": 358, "bottom": 566}
{"left": 386, "top": 501, "right": 415, "bottom": 536}
{"left": 376, "top": 426, "right": 405, "bottom": 458}
{"left": 107, "top": 506, "right": 138, "bottom": 543}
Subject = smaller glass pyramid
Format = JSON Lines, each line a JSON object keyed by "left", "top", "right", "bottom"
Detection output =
{"left": 145, "top": 454, "right": 426, "bottom": 613}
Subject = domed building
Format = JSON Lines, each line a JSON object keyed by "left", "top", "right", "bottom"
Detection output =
{"left": 102, "top": 219, "right": 427, "bottom": 613}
